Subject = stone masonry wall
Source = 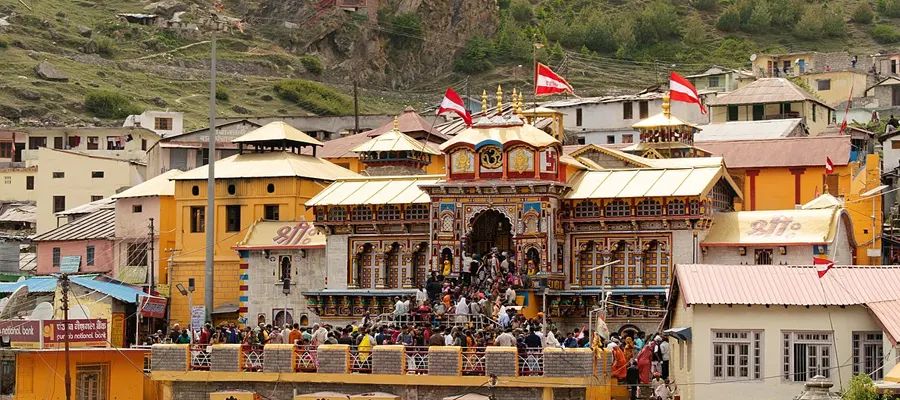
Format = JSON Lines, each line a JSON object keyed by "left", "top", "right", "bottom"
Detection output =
{"left": 151, "top": 344, "right": 188, "bottom": 371}
{"left": 485, "top": 346, "right": 518, "bottom": 377}
{"left": 316, "top": 345, "right": 350, "bottom": 374}
{"left": 263, "top": 344, "right": 294, "bottom": 372}
{"left": 372, "top": 345, "right": 405, "bottom": 375}
{"left": 543, "top": 348, "right": 594, "bottom": 378}
{"left": 428, "top": 346, "right": 462, "bottom": 376}
{"left": 211, "top": 344, "right": 242, "bottom": 372}
{"left": 171, "top": 382, "right": 554, "bottom": 400}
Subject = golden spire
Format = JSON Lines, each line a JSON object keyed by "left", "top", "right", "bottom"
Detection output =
{"left": 662, "top": 91, "right": 671, "bottom": 118}
{"left": 481, "top": 89, "right": 488, "bottom": 116}
{"left": 496, "top": 85, "right": 503, "bottom": 115}
{"left": 393, "top": 116, "right": 399, "bottom": 131}
{"left": 512, "top": 88, "right": 518, "bottom": 112}
{"left": 516, "top": 91, "right": 525, "bottom": 117}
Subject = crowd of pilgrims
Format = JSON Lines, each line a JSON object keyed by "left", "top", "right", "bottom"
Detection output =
{"left": 150, "top": 249, "right": 676, "bottom": 399}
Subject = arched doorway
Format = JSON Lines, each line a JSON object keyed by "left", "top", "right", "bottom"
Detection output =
{"left": 525, "top": 247, "right": 540, "bottom": 274}
{"left": 470, "top": 210, "right": 513, "bottom": 256}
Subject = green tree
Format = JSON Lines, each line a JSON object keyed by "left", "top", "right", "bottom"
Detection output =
{"left": 717, "top": 6, "right": 742, "bottom": 31}
{"left": 871, "top": 24, "right": 900, "bottom": 43}
{"left": 770, "top": 0, "right": 805, "bottom": 26}
{"left": 380, "top": 12, "right": 423, "bottom": 49}
{"left": 852, "top": 1, "right": 875, "bottom": 23}
{"left": 695, "top": 0, "right": 718, "bottom": 11}
{"left": 84, "top": 90, "right": 141, "bottom": 119}
{"left": 454, "top": 36, "right": 493, "bottom": 74}
{"left": 582, "top": 10, "right": 617, "bottom": 53}
{"left": 823, "top": 5, "right": 847, "bottom": 37}
{"left": 612, "top": 18, "right": 636, "bottom": 58}
{"left": 745, "top": 0, "right": 773, "bottom": 32}
{"left": 681, "top": 15, "right": 709, "bottom": 47}
{"left": 842, "top": 373, "right": 883, "bottom": 400}
{"left": 509, "top": 0, "right": 533, "bottom": 23}
{"left": 634, "top": 1, "right": 679, "bottom": 46}
{"left": 795, "top": 5, "right": 825, "bottom": 39}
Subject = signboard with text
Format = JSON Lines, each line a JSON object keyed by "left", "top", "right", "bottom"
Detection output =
{"left": 42, "top": 319, "right": 108, "bottom": 348}
{"left": 190, "top": 306, "right": 205, "bottom": 330}
{"left": 139, "top": 296, "right": 167, "bottom": 319}
{"left": 0, "top": 320, "right": 42, "bottom": 348}
{"left": 59, "top": 256, "right": 81, "bottom": 273}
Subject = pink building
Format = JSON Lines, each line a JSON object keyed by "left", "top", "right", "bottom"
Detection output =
{"left": 33, "top": 206, "right": 116, "bottom": 275}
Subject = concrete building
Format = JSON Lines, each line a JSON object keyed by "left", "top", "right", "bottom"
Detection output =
{"left": 664, "top": 263, "right": 900, "bottom": 400}
{"left": 35, "top": 148, "right": 146, "bottom": 234}
{"left": 706, "top": 78, "right": 835, "bottom": 136}
{"left": 15, "top": 348, "right": 157, "bottom": 400}
{"left": 686, "top": 66, "right": 753, "bottom": 93}
{"left": 693, "top": 118, "right": 806, "bottom": 142}
{"left": 32, "top": 203, "right": 115, "bottom": 275}
{"left": 864, "top": 76, "right": 900, "bottom": 113}
{"left": 145, "top": 119, "right": 261, "bottom": 178}
{"left": 797, "top": 70, "right": 870, "bottom": 107}
{"left": 20, "top": 126, "right": 159, "bottom": 163}
{"left": 751, "top": 51, "right": 857, "bottom": 78}
{"left": 122, "top": 110, "right": 184, "bottom": 137}
{"left": 110, "top": 169, "right": 182, "bottom": 287}
{"left": 543, "top": 91, "right": 713, "bottom": 145}
{"left": 217, "top": 114, "right": 394, "bottom": 142}
{"left": 0, "top": 165, "right": 36, "bottom": 202}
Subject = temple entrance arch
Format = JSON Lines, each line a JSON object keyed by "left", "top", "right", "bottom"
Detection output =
{"left": 469, "top": 209, "right": 513, "bottom": 257}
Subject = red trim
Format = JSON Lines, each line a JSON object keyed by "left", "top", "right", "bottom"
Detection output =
{"left": 746, "top": 170, "right": 760, "bottom": 211}
{"left": 790, "top": 168, "right": 806, "bottom": 205}
{"left": 239, "top": 263, "right": 249, "bottom": 270}
{"left": 701, "top": 242, "right": 828, "bottom": 247}
{"left": 239, "top": 285, "right": 248, "bottom": 291}
{"left": 238, "top": 307, "right": 248, "bottom": 313}
{"left": 233, "top": 245, "right": 326, "bottom": 250}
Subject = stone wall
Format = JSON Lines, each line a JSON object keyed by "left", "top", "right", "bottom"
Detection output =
{"left": 263, "top": 344, "right": 295, "bottom": 372}
{"left": 428, "top": 346, "right": 462, "bottom": 376}
{"left": 151, "top": 344, "right": 188, "bottom": 371}
{"left": 543, "top": 348, "right": 595, "bottom": 377}
{"left": 211, "top": 344, "right": 242, "bottom": 372}
{"left": 171, "top": 382, "right": 557, "bottom": 400}
{"left": 245, "top": 248, "right": 326, "bottom": 328}
{"left": 372, "top": 345, "right": 405, "bottom": 375}
{"left": 316, "top": 345, "right": 350, "bottom": 373}
{"left": 485, "top": 346, "right": 518, "bottom": 377}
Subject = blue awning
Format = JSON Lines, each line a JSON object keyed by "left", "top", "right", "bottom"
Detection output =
{"left": 664, "top": 326, "right": 692, "bottom": 342}
{"left": 0, "top": 277, "right": 60, "bottom": 294}
{"left": 70, "top": 277, "right": 147, "bottom": 304}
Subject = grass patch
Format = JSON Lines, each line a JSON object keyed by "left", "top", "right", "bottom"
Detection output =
{"left": 274, "top": 79, "right": 353, "bottom": 116}
{"left": 84, "top": 90, "right": 141, "bottom": 119}
{"left": 300, "top": 55, "right": 324, "bottom": 74}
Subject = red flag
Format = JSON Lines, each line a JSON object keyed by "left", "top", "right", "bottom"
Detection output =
{"left": 535, "top": 62, "right": 574, "bottom": 96}
{"left": 669, "top": 72, "right": 707, "bottom": 115}
{"left": 437, "top": 88, "right": 472, "bottom": 126}
{"left": 825, "top": 157, "right": 834, "bottom": 174}
{"left": 839, "top": 82, "right": 853, "bottom": 135}
{"left": 813, "top": 257, "right": 834, "bottom": 278}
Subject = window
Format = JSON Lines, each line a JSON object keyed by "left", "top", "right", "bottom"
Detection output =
{"left": 708, "top": 76, "right": 720, "bottom": 88}
{"left": 812, "top": 104, "right": 817, "bottom": 122}
{"left": 227, "top": 184, "right": 236, "bottom": 195}
{"left": 576, "top": 136, "right": 586, "bottom": 145}
{"left": 86, "top": 246, "right": 95, "bottom": 266}
{"left": 278, "top": 255, "right": 291, "bottom": 281}
{"left": 752, "top": 104, "right": 764, "bottom": 121}
{"left": 197, "top": 148, "right": 210, "bottom": 167}
{"left": 607, "top": 135, "right": 616, "bottom": 144}
{"left": 316, "top": 207, "right": 326, "bottom": 222}
{"left": 26, "top": 176, "right": 34, "bottom": 190}
{"left": 53, "top": 196, "right": 65, "bottom": 213}
{"left": 267, "top": 183, "right": 275, "bottom": 193}
{"left": 755, "top": 249, "right": 773, "bottom": 265}
{"left": 141, "top": 139, "right": 147, "bottom": 151}
{"left": 52, "top": 248, "right": 61, "bottom": 267}
{"left": 68, "top": 136, "right": 79, "bottom": 149}
{"left": 727, "top": 105, "right": 739, "bottom": 121}
{"left": 688, "top": 199, "right": 701, "bottom": 215}
{"left": 191, "top": 185, "right": 200, "bottom": 196}
{"left": 90, "top": 195, "right": 103, "bottom": 202}
{"left": 127, "top": 243, "right": 148, "bottom": 266}
{"left": 853, "top": 332, "right": 884, "bottom": 380}
{"left": 893, "top": 86, "right": 900, "bottom": 107}
{"left": 783, "top": 332, "right": 833, "bottom": 382}
{"left": 636, "top": 199, "right": 662, "bottom": 216}
{"left": 91, "top": 171, "right": 104, "bottom": 178}
{"left": 106, "top": 137, "right": 123, "bottom": 150}
{"left": 406, "top": 204, "right": 429, "bottom": 220}
{"left": 667, "top": 200, "right": 685, "bottom": 216}
{"left": 154, "top": 117, "right": 173, "bottom": 130}
{"left": 0, "top": 142, "right": 11, "bottom": 158}
{"left": 328, "top": 206, "right": 347, "bottom": 222}
{"left": 52, "top": 172, "right": 65, "bottom": 179}
{"left": 132, "top": 205, "right": 142, "bottom": 213}
{"left": 623, "top": 102, "right": 633, "bottom": 119}
{"left": 639, "top": 101, "right": 649, "bottom": 119}
{"left": 605, "top": 200, "right": 632, "bottom": 217}
{"left": 75, "top": 363, "right": 108, "bottom": 400}
{"left": 264, "top": 204, "right": 280, "bottom": 221}
{"left": 576, "top": 108, "right": 583, "bottom": 126}
{"left": 2, "top": 176, "right": 9, "bottom": 185}
{"left": 28, "top": 137, "right": 46, "bottom": 149}
{"left": 53, "top": 137, "right": 63, "bottom": 149}
{"left": 351, "top": 206, "right": 372, "bottom": 221}
{"left": 87, "top": 136, "right": 99, "bottom": 150}
{"left": 817, "top": 79, "right": 831, "bottom": 91}
{"left": 712, "top": 330, "right": 763, "bottom": 380}
{"left": 190, "top": 206, "right": 205, "bottom": 233}
{"left": 225, "top": 205, "right": 241, "bottom": 232}
{"left": 622, "top": 134, "right": 634, "bottom": 144}
{"left": 574, "top": 201, "right": 600, "bottom": 218}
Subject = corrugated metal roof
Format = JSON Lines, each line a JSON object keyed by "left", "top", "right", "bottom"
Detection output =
{"left": 362, "top": 107, "right": 449, "bottom": 140}
{"left": 70, "top": 276, "right": 146, "bottom": 303}
{"left": 702, "top": 208, "right": 844, "bottom": 246}
{"left": 56, "top": 198, "right": 115, "bottom": 216}
{"left": 305, "top": 175, "right": 441, "bottom": 206}
{"left": 632, "top": 112, "right": 696, "bottom": 128}
{"left": 232, "top": 121, "right": 324, "bottom": 146}
{"left": 351, "top": 129, "right": 441, "bottom": 155}
{"left": 696, "top": 136, "right": 851, "bottom": 169}
{"left": 694, "top": 119, "right": 805, "bottom": 142}
{"left": 565, "top": 166, "right": 731, "bottom": 200}
{"left": 0, "top": 203, "right": 36, "bottom": 223}
{"left": 706, "top": 78, "right": 832, "bottom": 108}
{"left": 111, "top": 169, "right": 183, "bottom": 199}
{"left": 172, "top": 151, "right": 358, "bottom": 181}
{"left": 33, "top": 209, "right": 115, "bottom": 242}
{"left": 439, "top": 123, "right": 560, "bottom": 151}
{"left": 0, "top": 276, "right": 59, "bottom": 293}
{"left": 867, "top": 300, "right": 900, "bottom": 346}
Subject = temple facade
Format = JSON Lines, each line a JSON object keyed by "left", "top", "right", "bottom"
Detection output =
{"left": 303, "top": 89, "right": 743, "bottom": 333}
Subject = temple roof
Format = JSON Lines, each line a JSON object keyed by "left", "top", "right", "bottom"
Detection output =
{"left": 631, "top": 112, "right": 697, "bottom": 129}
{"left": 565, "top": 165, "right": 742, "bottom": 200}
{"left": 173, "top": 151, "right": 358, "bottom": 181}
{"left": 232, "top": 121, "right": 324, "bottom": 147}
{"left": 363, "top": 106, "right": 448, "bottom": 141}
{"left": 305, "top": 175, "right": 442, "bottom": 206}
{"left": 352, "top": 129, "right": 440, "bottom": 155}
{"left": 702, "top": 208, "right": 850, "bottom": 246}
{"left": 439, "top": 123, "right": 560, "bottom": 151}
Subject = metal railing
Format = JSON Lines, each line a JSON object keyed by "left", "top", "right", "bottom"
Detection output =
{"left": 241, "top": 345, "right": 264, "bottom": 372}
{"left": 294, "top": 345, "right": 318, "bottom": 372}
{"left": 364, "top": 313, "right": 499, "bottom": 330}
{"left": 405, "top": 346, "right": 429, "bottom": 374}
{"left": 190, "top": 344, "right": 211, "bottom": 370}
{"left": 350, "top": 345, "right": 372, "bottom": 373}
{"left": 518, "top": 349, "right": 544, "bottom": 376}
{"left": 462, "top": 349, "right": 486, "bottom": 376}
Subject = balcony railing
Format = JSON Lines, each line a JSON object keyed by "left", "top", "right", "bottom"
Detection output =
{"left": 462, "top": 349, "right": 486, "bottom": 376}
{"left": 350, "top": 345, "right": 372, "bottom": 373}
{"left": 294, "top": 345, "right": 318, "bottom": 372}
{"left": 405, "top": 346, "right": 429, "bottom": 374}
{"left": 518, "top": 349, "right": 544, "bottom": 376}
{"left": 242, "top": 345, "right": 264, "bottom": 372}
{"left": 191, "top": 344, "right": 211, "bottom": 370}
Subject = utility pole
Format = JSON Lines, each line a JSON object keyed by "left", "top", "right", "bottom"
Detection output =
{"left": 465, "top": 76, "right": 470, "bottom": 115}
{"left": 60, "top": 274, "right": 72, "bottom": 400}
{"left": 148, "top": 218, "right": 155, "bottom": 294}
{"left": 563, "top": 54, "right": 568, "bottom": 100}
{"left": 353, "top": 81, "right": 360, "bottom": 134}
{"left": 204, "top": 20, "right": 217, "bottom": 325}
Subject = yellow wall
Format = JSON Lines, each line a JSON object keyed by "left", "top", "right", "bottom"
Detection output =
{"left": 800, "top": 71, "right": 868, "bottom": 107}
{"left": 169, "top": 176, "right": 328, "bottom": 327}
{"left": 15, "top": 349, "right": 156, "bottom": 400}
{"left": 159, "top": 196, "right": 176, "bottom": 285}
{"left": 709, "top": 100, "right": 831, "bottom": 136}
{"left": 845, "top": 154, "right": 882, "bottom": 265}
{"left": 0, "top": 168, "right": 37, "bottom": 202}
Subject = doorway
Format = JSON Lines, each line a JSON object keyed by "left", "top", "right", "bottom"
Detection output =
{"left": 469, "top": 210, "right": 513, "bottom": 256}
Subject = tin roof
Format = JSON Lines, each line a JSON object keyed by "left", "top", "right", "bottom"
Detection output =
{"left": 867, "top": 300, "right": 900, "bottom": 347}
{"left": 111, "top": 169, "right": 183, "bottom": 199}
{"left": 0, "top": 202, "right": 36, "bottom": 224}
{"left": 702, "top": 208, "right": 849, "bottom": 246}
{"left": 696, "top": 136, "right": 850, "bottom": 169}
{"left": 56, "top": 198, "right": 115, "bottom": 216}
{"left": 0, "top": 275, "right": 60, "bottom": 293}
{"left": 439, "top": 123, "right": 560, "bottom": 151}
{"left": 694, "top": 119, "right": 805, "bottom": 142}
{"left": 234, "top": 220, "right": 326, "bottom": 250}
{"left": 706, "top": 78, "right": 832, "bottom": 108}
{"left": 172, "top": 151, "right": 358, "bottom": 181}
{"left": 232, "top": 121, "right": 324, "bottom": 147}
{"left": 305, "top": 175, "right": 441, "bottom": 207}
{"left": 565, "top": 166, "right": 741, "bottom": 200}
{"left": 362, "top": 107, "right": 448, "bottom": 140}
{"left": 0, "top": 274, "right": 145, "bottom": 304}
{"left": 631, "top": 112, "right": 696, "bottom": 129}
{"left": 351, "top": 129, "right": 441, "bottom": 155}
{"left": 33, "top": 208, "right": 115, "bottom": 242}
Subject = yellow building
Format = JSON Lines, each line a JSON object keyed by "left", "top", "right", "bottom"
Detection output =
{"left": 0, "top": 166, "right": 37, "bottom": 202}
{"left": 15, "top": 348, "right": 157, "bottom": 400}
{"left": 797, "top": 70, "right": 869, "bottom": 107}
{"left": 168, "top": 122, "right": 357, "bottom": 327}
{"left": 706, "top": 78, "right": 835, "bottom": 136}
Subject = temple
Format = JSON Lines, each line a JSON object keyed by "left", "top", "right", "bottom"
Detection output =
{"left": 302, "top": 88, "right": 742, "bottom": 333}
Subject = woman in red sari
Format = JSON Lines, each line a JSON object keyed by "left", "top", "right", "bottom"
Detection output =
{"left": 611, "top": 342, "right": 628, "bottom": 381}
{"left": 637, "top": 343, "right": 652, "bottom": 384}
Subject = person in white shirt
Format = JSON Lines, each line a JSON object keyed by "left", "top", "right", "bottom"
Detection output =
{"left": 311, "top": 323, "right": 328, "bottom": 346}
{"left": 659, "top": 335, "right": 671, "bottom": 379}
{"left": 393, "top": 297, "right": 407, "bottom": 325}
{"left": 444, "top": 327, "right": 454, "bottom": 346}
{"left": 545, "top": 329, "right": 561, "bottom": 348}
{"left": 505, "top": 286, "right": 516, "bottom": 305}
{"left": 415, "top": 285, "right": 427, "bottom": 306}
{"left": 281, "top": 325, "right": 292, "bottom": 345}
{"left": 495, "top": 329, "right": 516, "bottom": 346}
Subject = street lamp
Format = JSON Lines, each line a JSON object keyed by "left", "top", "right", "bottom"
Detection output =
{"left": 282, "top": 278, "right": 291, "bottom": 328}
{"left": 176, "top": 278, "right": 195, "bottom": 344}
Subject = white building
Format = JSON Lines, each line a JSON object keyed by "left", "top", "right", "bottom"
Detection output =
{"left": 123, "top": 110, "right": 184, "bottom": 137}
{"left": 664, "top": 263, "right": 900, "bottom": 400}
{"left": 544, "top": 91, "right": 713, "bottom": 145}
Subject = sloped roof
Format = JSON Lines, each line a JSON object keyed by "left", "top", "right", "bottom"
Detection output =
{"left": 0, "top": 203, "right": 36, "bottom": 224}
{"left": 696, "top": 136, "right": 850, "bottom": 169}
{"left": 867, "top": 300, "right": 900, "bottom": 347}
{"left": 306, "top": 175, "right": 441, "bottom": 206}
{"left": 363, "top": 107, "right": 448, "bottom": 140}
{"left": 440, "top": 123, "right": 560, "bottom": 151}
{"left": 70, "top": 276, "right": 148, "bottom": 303}
{"left": 632, "top": 112, "right": 696, "bottom": 129}
{"left": 111, "top": 169, "right": 183, "bottom": 199}
{"left": 33, "top": 208, "right": 115, "bottom": 242}
{"left": 702, "top": 208, "right": 847, "bottom": 246}
{"left": 232, "top": 121, "right": 324, "bottom": 147}
{"left": 56, "top": 198, "right": 115, "bottom": 216}
{"left": 351, "top": 129, "right": 440, "bottom": 155}
{"left": 565, "top": 166, "right": 741, "bottom": 200}
{"left": 302, "top": 132, "right": 442, "bottom": 159}
{"left": 172, "top": 151, "right": 358, "bottom": 181}
{"left": 706, "top": 78, "right": 831, "bottom": 109}
{"left": 694, "top": 119, "right": 805, "bottom": 142}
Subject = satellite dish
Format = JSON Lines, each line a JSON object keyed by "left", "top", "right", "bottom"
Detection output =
{"left": 795, "top": 58, "right": 801, "bottom": 64}
{"left": 749, "top": 54, "right": 758, "bottom": 62}
{"left": 15, "top": 276, "right": 25, "bottom": 282}
{"left": 0, "top": 286, "right": 29, "bottom": 319}
{"left": 30, "top": 302, "right": 53, "bottom": 320}
{"left": 69, "top": 305, "right": 90, "bottom": 320}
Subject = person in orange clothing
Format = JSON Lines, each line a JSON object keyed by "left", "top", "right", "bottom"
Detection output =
{"left": 611, "top": 342, "right": 628, "bottom": 381}
{"left": 288, "top": 323, "right": 303, "bottom": 345}
{"left": 624, "top": 336, "right": 635, "bottom": 361}
{"left": 637, "top": 342, "right": 653, "bottom": 384}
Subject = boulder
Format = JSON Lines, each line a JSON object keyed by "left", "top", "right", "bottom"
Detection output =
{"left": 151, "top": 96, "right": 168, "bottom": 107}
{"left": 231, "top": 105, "right": 251, "bottom": 114}
{"left": 145, "top": 0, "right": 188, "bottom": 19}
{"left": 34, "top": 61, "right": 68, "bottom": 82}
{"left": 14, "top": 88, "right": 41, "bottom": 101}
{"left": 76, "top": 25, "right": 92, "bottom": 38}
{"left": 0, "top": 104, "right": 21, "bottom": 119}
{"left": 260, "top": 94, "right": 273, "bottom": 102}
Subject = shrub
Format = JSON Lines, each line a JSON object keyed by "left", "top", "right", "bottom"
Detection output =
{"left": 770, "top": 0, "right": 805, "bottom": 26}
{"left": 215, "top": 87, "right": 229, "bottom": 101}
{"left": 453, "top": 35, "right": 492, "bottom": 74}
{"left": 634, "top": 1, "right": 680, "bottom": 45}
{"left": 745, "top": 0, "right": 772, "bottom": 32}
{"left": 823, "top": 6, "right": 846, "bottom": 37}
{"left": 872, "top": 24, "right": 900, "bottom": 43}
{"left": 509, "top": 0, "right": 533, "bottom": 23}
{"left": 273, "top": 79, "right": 353, "bottom": 116}
{"left": 694, "top": 0, "right": 717, "bottom": 11}
{"left": 84, "top": 90, "right": 140, "bottom": 119}
{"left": 380, "top": 12, "right": 423, "bottom": 49}
{"left": 94, "top": 36, "right": 117, "bottom": 57}
{"left": 0, "top": 37, "right": 8, "bottom": 49}
{"left": 852, "top": 1, "right": 875, "bottom": 23}
{"left": 717, "top": 6, "right": 742, "bottom": 31}
{"left": 794, "top": 6, "right": 825, "bottom": 39}
{"left": 299, "top": 55, "right": 324, "bottom": 74}
{"left": 880, "top": 0, "right": 900, "bottom": 17}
